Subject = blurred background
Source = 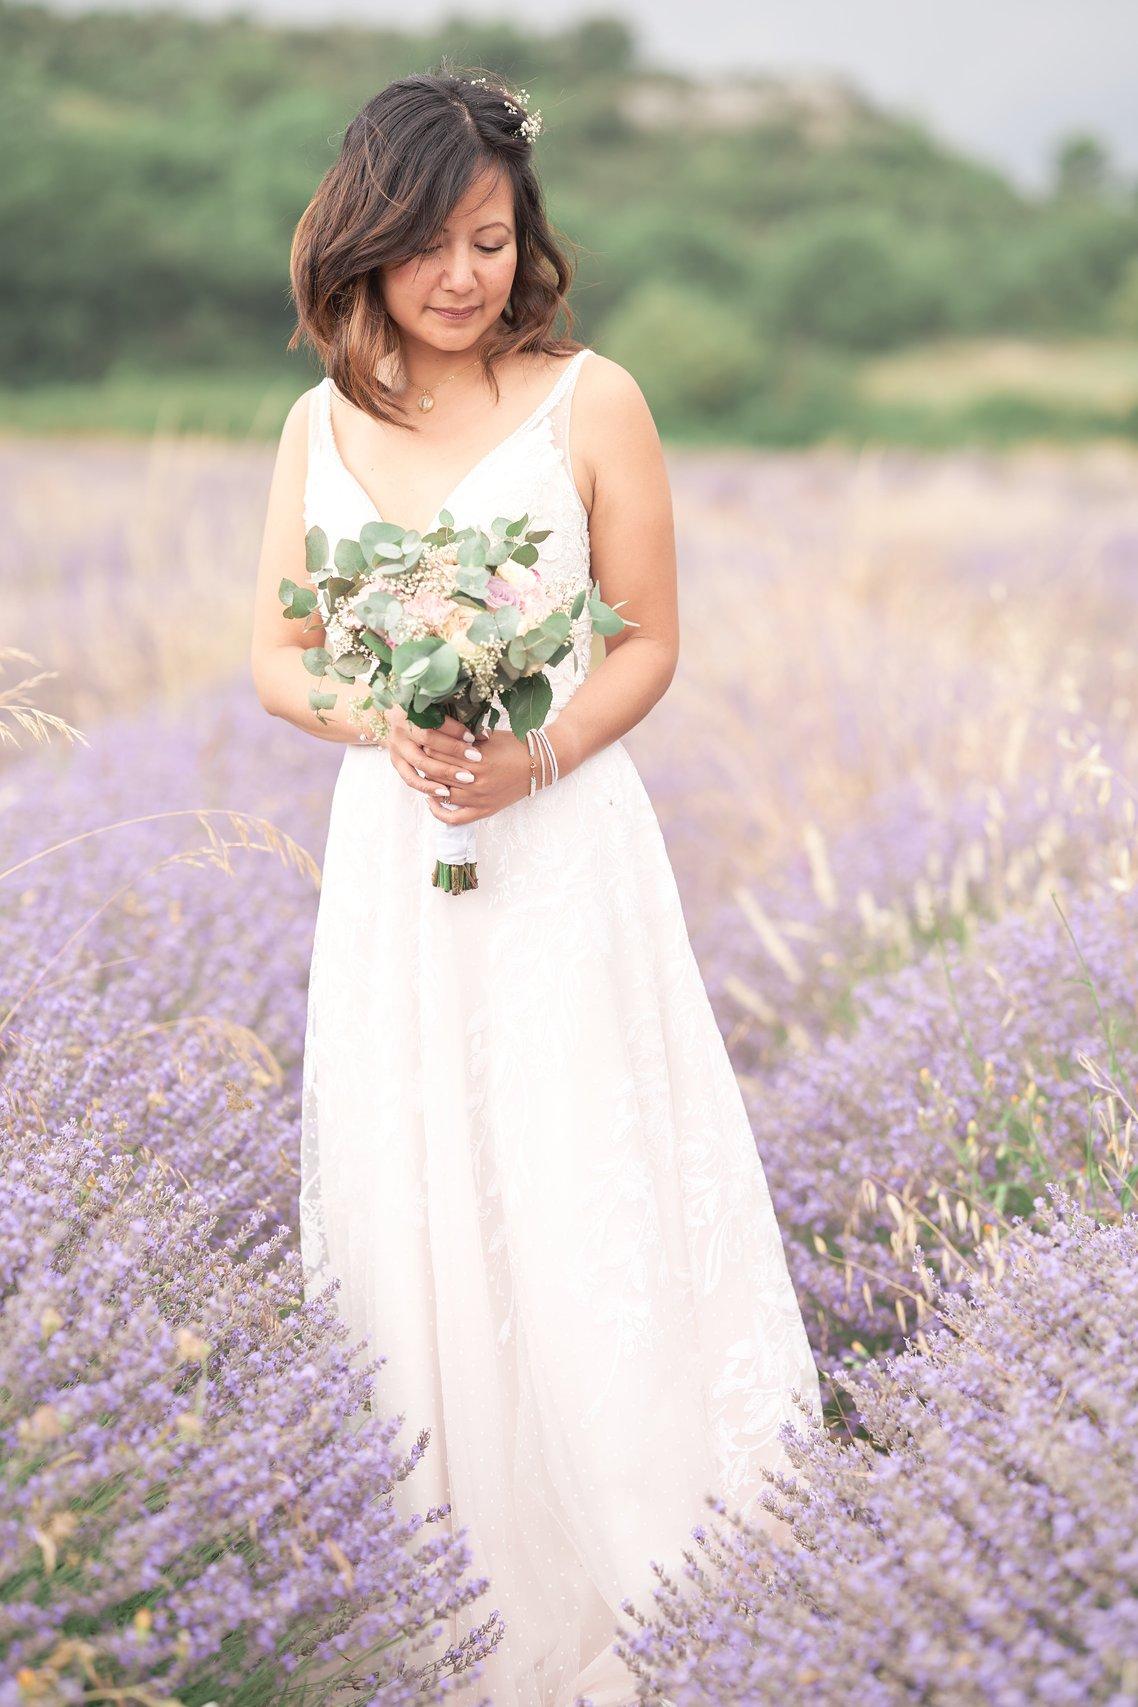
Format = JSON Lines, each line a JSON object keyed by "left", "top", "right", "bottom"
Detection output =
{"left": 2, "top": 0, "right": 1137, "bottom": 446}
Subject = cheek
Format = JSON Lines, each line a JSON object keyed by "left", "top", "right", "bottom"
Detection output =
{"left": 488, "top": 250, "right": 518, "bottom": 298}
{"left": 384, "top": 259, "right": 429, "bottom": 306}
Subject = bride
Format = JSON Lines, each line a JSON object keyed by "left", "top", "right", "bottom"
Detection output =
{"left": 251, "top": 65, "right": 821, "bottom": 1707}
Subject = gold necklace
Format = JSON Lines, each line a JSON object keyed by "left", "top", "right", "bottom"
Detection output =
{"left": 409, "top": 355, "right": 481, "bottom": 414}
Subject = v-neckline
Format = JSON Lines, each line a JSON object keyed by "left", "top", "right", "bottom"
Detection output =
{"left": 321, "top": 351, "right": 586, "bottom": 538}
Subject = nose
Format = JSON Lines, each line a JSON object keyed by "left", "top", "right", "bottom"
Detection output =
{"left": 439, "top": 244, "right": 477, "bottom": 293}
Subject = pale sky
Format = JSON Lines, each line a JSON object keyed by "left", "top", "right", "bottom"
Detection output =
{"left": 43, "top": 0, "right": 1138, "bottom": 190}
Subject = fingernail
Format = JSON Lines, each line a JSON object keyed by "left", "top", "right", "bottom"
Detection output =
{"left": 455, "top": 769, "right": 475, "bottom": 783}
{"left": 414, "top": 766, "right": 426, "bottom": 778}
{"left": 434, "top": 784, "right": 449, "bottom": 796}
{"left": 464, "top": 747, "right": 482, "bottom": 761}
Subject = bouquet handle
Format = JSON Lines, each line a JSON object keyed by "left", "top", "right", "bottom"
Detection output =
{"left": 431, "top": 813, "right": 479, "bottom": 895}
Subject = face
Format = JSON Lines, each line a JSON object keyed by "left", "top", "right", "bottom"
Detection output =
{"left": 382, "top": 165, "right": 518, "bottom": 364}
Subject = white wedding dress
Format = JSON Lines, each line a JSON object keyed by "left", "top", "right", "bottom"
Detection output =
{"left": 298, "top": 349, "right": 822, "bottom": 1707}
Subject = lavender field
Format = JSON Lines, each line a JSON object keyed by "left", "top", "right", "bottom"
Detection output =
{"left": 3, "top": 429, "right": 1138, "bottom": 1704}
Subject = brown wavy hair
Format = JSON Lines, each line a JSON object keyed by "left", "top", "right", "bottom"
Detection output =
{"left": 288, "top": 61, "right": 582, "bottom": 428}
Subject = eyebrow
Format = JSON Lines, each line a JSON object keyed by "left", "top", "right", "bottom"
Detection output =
{"left": 442, "top": 219, "right": 511, "bottom": 232}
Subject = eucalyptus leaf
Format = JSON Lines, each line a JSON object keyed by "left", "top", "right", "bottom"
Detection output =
{"left": 330, "top": 651, "right": 372, "bottom": 679}
{"left": 569, "top": 588, "right": 587, "bottom": 620}
{"left": 417, "top": 642, "right": 460, "bottom": 697}
{"left": 334, "top": 538, "right": 367, "bottom": 576}
{"left": 510, "top": 542, "right": 539, "bottom": 568}
{"left": 361, "top": 519, "right": 407, "bottom": 549}
{"left": 393, "top": 636, "right": 443, "bottom": 670}
{"left": 525, "top": 528, "right": 552, "bottom": 543}
{"left": 456, "top": 566, "right": 492, "bottom": 595}
{"left": 588, "top": 589, "right": 631, "bottom": 636}
{"left": 523, "top": 634, "right": 562, "bottom": 667}
{"left": 301, "top": 646, "right": 331, "bottom": 675}
{"left": 402, "top": 655, "right": 432, "bottom": 685}
{"left": 278, "top": 579, "right": 317, "bottom": 620}
{"left": 502, "top": 671, "right": 552, "bottom": 739}
{"left": 305, "top": 527, "right": 329, "bottom": 572}
{"left": 438, "top": 508, "right": 455, "bottom": 529}
{"left": 457, "top": 534, "right": 488, "bottom": 569}
{"left": 354, "top": 590, "right": 400, "bottom": 631}
{"left": 494, "top": 605, "right": 521, "bottom": 641}
{"left": 590, "top": 605, "right": 626, "bottom": 637}
{"left": 308, "top": 689, "right": 337, "bottom": 711}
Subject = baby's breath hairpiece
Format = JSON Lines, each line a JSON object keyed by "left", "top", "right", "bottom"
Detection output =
{"left": 466, "top": 74, "right": 543, "bottom": 143}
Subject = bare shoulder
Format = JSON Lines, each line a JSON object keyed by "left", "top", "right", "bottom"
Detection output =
{"left": 572, "top": 353, "right": 663, "bottom": 502}
{"left": 274, "top": 385, "right": 318, "bottom": 456}
{"left": 263, "top": 386, "right": 319, "bottom": 500}
{"left": 575, "top": 352, "right": 659, "bottom": 446}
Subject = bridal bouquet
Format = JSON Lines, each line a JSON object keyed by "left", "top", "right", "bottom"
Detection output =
{"left": 279, "top": 508, "right": 632, "bottom": 895}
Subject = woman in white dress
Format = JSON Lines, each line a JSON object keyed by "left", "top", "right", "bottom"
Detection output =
{"left": 251, "top": 67, "right": 821, "bottom": 1707}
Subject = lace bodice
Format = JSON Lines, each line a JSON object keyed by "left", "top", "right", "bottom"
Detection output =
{"left": 303, "top": 348, "right": 596, "bottom": 726}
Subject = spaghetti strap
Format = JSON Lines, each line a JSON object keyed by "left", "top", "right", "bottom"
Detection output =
{"left": 302, "top": 380, "right": 334, "bottom": 530}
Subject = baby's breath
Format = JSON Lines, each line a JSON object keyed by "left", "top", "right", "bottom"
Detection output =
{"left": 467, "top": 74, "right": 542, "bottom": 142}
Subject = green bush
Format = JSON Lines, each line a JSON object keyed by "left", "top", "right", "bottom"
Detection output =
{"left": 598, "top": 280, "right": 768, "bottom": 426}
{"left": 764, "top": 210, "right": 954, "bottom": 351}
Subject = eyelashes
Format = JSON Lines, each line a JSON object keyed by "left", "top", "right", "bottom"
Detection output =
{"left": 417, "top": 244, "right": 508, "bottom": 257}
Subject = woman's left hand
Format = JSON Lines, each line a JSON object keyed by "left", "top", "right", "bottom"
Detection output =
{"left": 424, "top": 724, "right": 540, "bottom": 825}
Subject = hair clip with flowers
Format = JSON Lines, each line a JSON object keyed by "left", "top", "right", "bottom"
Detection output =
{"left": 503, "top": 86, "right": 544, "bottom": 143}
{"left": 465, "top": 73, "right": 543, "bottom": 142}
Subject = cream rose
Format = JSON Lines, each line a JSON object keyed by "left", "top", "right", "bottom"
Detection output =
{"left": 496, "top": 560, "right": 541, "bottom": 594}
{"left": 443, "top": 605, "right": 481, "bottom": 660}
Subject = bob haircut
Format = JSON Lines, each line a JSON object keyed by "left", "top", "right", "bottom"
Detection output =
{"left": 289, "top": 62, "right": 583, "bottom": 429}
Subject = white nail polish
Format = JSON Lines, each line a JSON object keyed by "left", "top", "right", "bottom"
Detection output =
{"left": 455, "top": 769, "right": 475, "bottom": 782}
{"left": 434, "top": 785, "right": 449, "bottom": 796}
{"left": 464, "top": 747, "right": 482, "bottom": 761}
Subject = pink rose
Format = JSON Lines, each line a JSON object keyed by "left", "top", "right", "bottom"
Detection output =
{"left": 485, "top": 575, "right": 522, "bottom": 609}
{"left": 403, "top": 589, "right": 452, "bottom": 627}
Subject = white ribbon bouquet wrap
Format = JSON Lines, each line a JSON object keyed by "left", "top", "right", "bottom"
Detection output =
{"left": 279, "top": 506, "right": 632, "bottom": 896}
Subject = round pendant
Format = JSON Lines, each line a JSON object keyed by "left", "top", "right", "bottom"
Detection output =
{"left": 418, "top": 392, "right": 435, "bottom": 412}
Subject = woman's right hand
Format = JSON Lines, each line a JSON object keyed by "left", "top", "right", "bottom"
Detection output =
{"left": 384, "top": 703, "right": 488, "bottom": 806}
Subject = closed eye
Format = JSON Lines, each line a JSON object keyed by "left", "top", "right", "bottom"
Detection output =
{"left": 417, "top": 244, "right": 507, "bottom": 256}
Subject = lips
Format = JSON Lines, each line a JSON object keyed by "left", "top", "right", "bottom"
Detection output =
{"left": 432, "top": 306, "right": 479, "bottom": 319}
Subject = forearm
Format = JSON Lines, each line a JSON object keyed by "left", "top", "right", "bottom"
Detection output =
{"left": 254, "top": 645, "right": 388, "bottom": 747}
{"left": 544, "top": 634, "right": 676, "bottom": 776}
